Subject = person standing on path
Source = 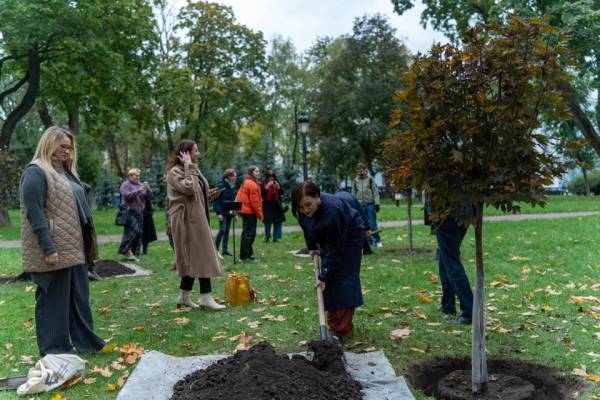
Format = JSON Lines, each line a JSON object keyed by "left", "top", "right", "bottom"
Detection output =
{"left": 166, "top": 139, "right": 225, "bottom": 310}
{"left": 236, "top": 166, "right": 263, "bottom": 261}
{"left": 213, "top": 168, "right": 237, "bottom": 256}
{"left": 20, "top": 126, "right": 105, "bottom": 356}
{"left": 292, "top": 181, "right": 365, "bottom": 343}
{"left": 351, "top": 163, "right": 382, "bottom": 248}
{"left": 261, "top": 170, "right": 285, "bottom": 243}
{"left": 141, "top": 193, "right": 157, "bottom": 255}
{"left": 118, "top": 168, "right": 150, "bottom": 261}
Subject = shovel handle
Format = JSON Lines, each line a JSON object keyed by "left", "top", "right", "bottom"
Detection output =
{"left": 314, "top": 255, "right": 328, "bottom": 339}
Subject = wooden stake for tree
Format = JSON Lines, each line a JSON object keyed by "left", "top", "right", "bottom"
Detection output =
{"left": 406, "top": 190, "right": 414, "bottom": 253}
{"left": 472, "top": 202, "right": 487, "bottom": 393}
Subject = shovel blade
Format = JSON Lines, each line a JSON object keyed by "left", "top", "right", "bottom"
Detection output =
{"left": 0, "top": 376, "right": 27, "bottom": 390}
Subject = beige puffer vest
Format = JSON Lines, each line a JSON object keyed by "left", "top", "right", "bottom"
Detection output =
{"left": 20, "top": 160, "right": 85, "bottom": 273}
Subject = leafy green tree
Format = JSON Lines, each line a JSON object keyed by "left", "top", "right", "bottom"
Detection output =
{"left": 309, "top": 14, "right": 409, "bottom": 177}
{"left": 177, "top": 1, "right": 267, "bottom": 157}
{"left": 266, "top": 36, "right": 312, "bottom": 168}
{"left": 391, "top": 0, "right": 600, "bottom": 157}
{"left": 0, "top": 147, "right": 21, "bottom": 227}
{"left": 554, "top": 123, "right": 597, "bottom": 195}
{"left": 384, "top": 17, "right": 571, "bottom": 393}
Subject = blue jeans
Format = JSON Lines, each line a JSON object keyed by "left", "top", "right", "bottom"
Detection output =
{"left": 436, "top": 217, "right": 473, "bottom": 319}
{"left": 364, "top": 203, "right": 381, "bottom": 244}
{"left": 264, "top": 222, "right": 282, "bottom": 241}
{"left": 215, "top": 215, "right": 232, "bottom": 252}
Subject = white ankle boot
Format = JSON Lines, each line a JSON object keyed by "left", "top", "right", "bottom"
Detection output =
{"left": 198, "top": 293, "right": 226, "bottom": 310}
{"left": 176, "top": 290, "right": 199, "bottom": 308}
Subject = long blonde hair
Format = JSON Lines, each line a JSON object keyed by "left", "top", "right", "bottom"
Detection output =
{"left": 32, "top": 126, "right": 79, "bottom": 179}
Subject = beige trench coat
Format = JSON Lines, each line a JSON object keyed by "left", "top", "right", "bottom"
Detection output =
{"left": 166, "top": 163, "right": 223, "bottom": 278}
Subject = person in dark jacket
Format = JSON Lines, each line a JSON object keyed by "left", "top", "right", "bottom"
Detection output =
{"left": 425, "top": 190, "right": 474, "bottom": 325}
{"left": 292, "top": 181, "right": 365, "bottom": 342}
{"left": 261, "top": 171, "right": 285, "bottom": 242}
{"left": 213, "top": 168, "right": 237, "bottom": 256}
{"left": 142, "top": 193, "right": 157, "bottom": 255}
{"left": 20, "top": 126, "right": 105, "bottom": 356}
{"left": 335, "top": 191, "right": 373, "bottom": 255}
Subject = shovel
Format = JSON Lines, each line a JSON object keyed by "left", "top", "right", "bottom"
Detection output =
{"left": 313, "top": 255, "right": 329, "bottom": 340}
{"left": 0, "top": 375, "right": 27, "bottom": 390}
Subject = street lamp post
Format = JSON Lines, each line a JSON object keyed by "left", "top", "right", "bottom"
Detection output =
{"left": 298, "top": 114, "right": 310, "bottom": 181}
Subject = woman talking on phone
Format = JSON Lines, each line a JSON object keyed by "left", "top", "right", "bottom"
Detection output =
{"left": 165, "top": 139, "right": 225, "bottom": 310}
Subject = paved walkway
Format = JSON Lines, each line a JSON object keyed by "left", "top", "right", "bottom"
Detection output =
{"left": 1, "top": 210, "right": 599, "bottom": 249}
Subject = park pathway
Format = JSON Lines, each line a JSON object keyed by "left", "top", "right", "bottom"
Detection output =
{"left": 0, "top": 210, "right": 599, "bottom": 249}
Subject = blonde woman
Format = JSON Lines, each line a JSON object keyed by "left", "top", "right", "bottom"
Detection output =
{"left": 165, "top": 139, "right": 225, "bottom": 310}
{"left": 19, "top": 126, "right": 105, "bottom": 356}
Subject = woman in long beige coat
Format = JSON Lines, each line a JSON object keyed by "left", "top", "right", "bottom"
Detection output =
{"left": 166, "top": 139, "right": 225, "bottom": 310}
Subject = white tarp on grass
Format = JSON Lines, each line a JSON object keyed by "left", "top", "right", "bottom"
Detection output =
{"left": 117, "top": 350, "right": 415, "bottom": 400}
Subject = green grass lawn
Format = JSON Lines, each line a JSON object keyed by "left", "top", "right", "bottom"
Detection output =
{"left": 1, "top": 215, "right": 600, "bottom": 399}
{"left": 1, "top": 195, "right": 599, "bottom": 242}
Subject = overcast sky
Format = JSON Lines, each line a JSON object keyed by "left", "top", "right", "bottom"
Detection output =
{"left": 173, "top": 0, "right": 448, "bottom": 55}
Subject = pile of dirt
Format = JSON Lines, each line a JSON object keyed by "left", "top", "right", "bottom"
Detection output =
{"left": 406, "top": 357, "right": 586, "bottom": 400}
{"left": 94, "top": 260, "right": 135, "bottom": 278}
{"left": 170, "top": 341, "right": 363, "bottom": 400}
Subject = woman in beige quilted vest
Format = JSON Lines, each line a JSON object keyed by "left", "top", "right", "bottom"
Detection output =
{"left": 20, "top": 126, "right": 105, "bottom": 356}
{"left": 166, "top": 139, "right": 225, "bottom": 310}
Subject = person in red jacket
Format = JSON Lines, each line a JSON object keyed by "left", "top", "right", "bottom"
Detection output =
{"left": 236, "top": 165, "right": 263, "bottom": 261}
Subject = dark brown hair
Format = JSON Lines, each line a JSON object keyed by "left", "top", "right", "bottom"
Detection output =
{"left": 245, "top": 165, "right": 259, "bottom": 183}
{"left": 291, "top": 181, "right": 320, "bottom": 218}
{"left": 264, "top": 170, "right": 277, "bottom": 181}
{"left": 164, "top": 139, "right": 197, "bottom": 174}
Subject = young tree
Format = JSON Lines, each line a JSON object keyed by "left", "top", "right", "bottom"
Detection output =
{"left": 391, "top": 0, "right": 600, "bottom": 158}
{"left": 385, "top": 17, "right": 571, "bottom": 393}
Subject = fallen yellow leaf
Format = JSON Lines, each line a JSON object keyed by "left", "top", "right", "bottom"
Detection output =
{"left": 91, "top": 366, "right": 112, "bottom": 378}
{"left": 101, "top": 343, "right": 117, "bottom": 353}
{"left": 106, "top": 384, "right": 117, "bottom": 392}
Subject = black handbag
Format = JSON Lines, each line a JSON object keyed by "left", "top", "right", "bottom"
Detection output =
{"left": 115, "top": 205, "right": 128, "bottom": 226}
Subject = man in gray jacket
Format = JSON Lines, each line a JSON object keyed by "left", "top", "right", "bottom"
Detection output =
{"left": 351, "top": 163, "right": 382, "bottom": 248}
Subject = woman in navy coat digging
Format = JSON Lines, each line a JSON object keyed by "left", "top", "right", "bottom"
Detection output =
{"left": 291, "top": 181, "right": 365, "bottom": 342}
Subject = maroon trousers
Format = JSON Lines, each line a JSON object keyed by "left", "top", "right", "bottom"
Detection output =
{"left": 327, "top": 308, "right": 355, "bottom": 337}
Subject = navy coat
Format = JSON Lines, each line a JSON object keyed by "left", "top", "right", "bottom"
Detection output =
{"left": 335, "top": 191, "right": 370, "bottom": 231}
{"left": 212, "top": 178, "right": 237, "bottom": 216}
{"left": 297, "top": 192, "right": 365, "bottom": 310}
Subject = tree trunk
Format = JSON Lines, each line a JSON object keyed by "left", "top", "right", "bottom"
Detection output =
{"left": 582, "top": 167, "right": 591, "bottom": 196}
{"left": 106, "top": 129, "right": 124, "bottom": 178}
{"left": 163, "top": 107, "right": 174, "bottom": 152}
{"left": 0, "top": 208, "right": 11, "bottom": 228}
{"left": 560, "top": 82, "right": 600, "bottom": 157}
{"left": 67, "top": 98, "right": 80, "bottom": 135}
{"left": 0, "top": 50, "right": 41, "bottom": 148}
{"left": 37, "top": 101, "right": 53, "bottom": 128}
{"left": 472, "top": 202, "right": 488, "bottom": 393}
{"left": 406, "top": 190, "right": 413, "bottom": 252}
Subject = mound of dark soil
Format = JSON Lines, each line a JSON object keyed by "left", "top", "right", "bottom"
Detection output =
{"left": 94, "top": 260, "right": 134, "bottom": 278}
{"left": 171, "top": 341, "right": 363, "bottom": 400}
{"left": 406, "top": 357, "right": 586, "bottom": 400}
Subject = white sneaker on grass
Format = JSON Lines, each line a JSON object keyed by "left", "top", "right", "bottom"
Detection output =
{"left": 376, "top": 242, "right": 383, "bottom": 248}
